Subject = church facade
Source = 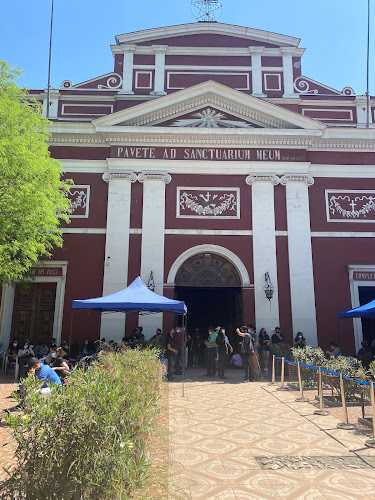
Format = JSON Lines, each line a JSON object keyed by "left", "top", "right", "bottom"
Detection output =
{"left": 1, "top": 22, "right": 375, "bottom": 353}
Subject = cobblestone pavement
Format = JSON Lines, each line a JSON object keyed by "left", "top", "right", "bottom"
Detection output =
{"left": 167, "top": 368, "right": 375, "bottom": 500}
{"left": 0, "top": 375, "right": 18, "bottom": 482}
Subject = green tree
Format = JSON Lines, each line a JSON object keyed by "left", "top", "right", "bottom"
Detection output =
{"left": 0, "top": 60, "right": 71, "bottom": 284}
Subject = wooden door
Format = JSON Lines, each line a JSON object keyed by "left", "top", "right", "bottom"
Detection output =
{"left": 11, "top": 282, "right": 57, "bottom": 345}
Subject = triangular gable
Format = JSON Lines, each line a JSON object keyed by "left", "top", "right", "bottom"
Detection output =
{"left": 93, "top": 81, "right": 326, "bottom": 131}
{"left": 114, "top": 22, "right": 301, "bottom": 49}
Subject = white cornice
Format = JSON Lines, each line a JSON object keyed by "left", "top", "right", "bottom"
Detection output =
{"left": 114, "top": 22, "right": 301, "bottom": 48}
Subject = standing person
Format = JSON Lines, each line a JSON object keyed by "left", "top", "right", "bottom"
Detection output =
{"left": 237, "top": 327, "right": 254, "bottom": 382}
{"left": 190, "top": 329, "right": 202, "bottom": 368}
{"left": 259, "top": 328, "right": 270, "bottom": 372}
{"left": 204, "top": 326, "right": 218, "bottom": 377}
{"left": 174, "top": 327, "right": 184, "bottom": 375}
{"left": 271, "top": 327, "right": 285, "bottom": 345}
{"left": 166, "top": 329, "right": 178, "bottom": 381}
{"left": 216, "top": 327, "right": 233, "bottom": 380}
{"left": 294, "top": 332, "right": 306, "bottom": 349}
{"left": 248, "top": 325, "right": 260, "bottom": 380}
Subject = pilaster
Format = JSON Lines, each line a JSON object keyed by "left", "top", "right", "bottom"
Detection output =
{"left": 250, "top": 47, "right": 266, "bottom": 98}
{"left": 283, "top": 174, "right": 318, "bottom": 346}
{"left": 246, "top": 175, "right": 280, "bottom": 332}
{"left": 281, "top": 47, "right": 298, "bottom": 99}
{"left": 151, "top": 45, "right": 168, "bottom": 96}
{"left": 101, "top": 171, "right": 137, "bottom": 340}
{"left": 139, "top": 172, "right": 171, "bottom": 337}
{"left": 119, "top": 44, "right": 136, "bottom": 94}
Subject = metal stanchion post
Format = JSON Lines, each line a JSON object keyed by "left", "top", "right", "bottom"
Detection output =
{"left": 277, "top": 357, "right": 288, "bottom": 391}
{"left": 296, "top": 361, "right": 309, "bottom": 402}
{"left": 337, "top": 373, "right": 355, "bottom": 430}
{"left": 314, "top": 367, "right": 330, "bottom": 416}
{"left": 366, "top": 381, "right": 375, "bottom": 447}
{"left": 268, "top": 355, "right": 277, "bottom": 385}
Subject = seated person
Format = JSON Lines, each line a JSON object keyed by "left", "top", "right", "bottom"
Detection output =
{"left": 33, "top": 342, "right": 49, "bottom": 358}
{"left": 294, "top": 332, "right": 306, "bottom": 349}
{"left": 357, "top": 341, "right": 373, "bottom": 369}
{"left": 45, "top": 344, "right": 57, "bottom": 365}
{"left": 27, "top": 357, "right": 62, "bottom": 393}
{"left": 6, "top": 339, "right": 19, "bottom": 364}
{"left": 17, "top": 340, "right": 35, "bottom": 378}
{"left": 326, "top": 341, "right": 343, "bottom": 358}
{"left": 51, "top": 348, "right": 70, "bottom": 381}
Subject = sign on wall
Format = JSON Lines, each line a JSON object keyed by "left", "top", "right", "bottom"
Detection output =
{"left": 326, "top": 190, "right": 375, "bottom": 223}
{"left": 67, "top": 185, "right": 90, "bottom": 218}
{"left": 177, "top": 187, "right": 240, "bottom": 219}
{"left": 112, "top": 146, "right": 306, "bottom": 162}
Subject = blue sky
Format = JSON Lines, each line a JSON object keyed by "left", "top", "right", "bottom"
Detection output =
{"left": 1, "top": 0, "right": 373, "bottom": 95}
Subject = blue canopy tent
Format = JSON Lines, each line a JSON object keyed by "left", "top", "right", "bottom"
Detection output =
{"left": 337, "top": 299, "right": 375, "bottom": 347}
{"left": 72, "top": 276, "right": 187, "bottom": 314}
{"left": 338, "top": 299, "right": 375, "bottom": 319}
{"left": 70, "top": 277, "right": 188, "bottom": 392}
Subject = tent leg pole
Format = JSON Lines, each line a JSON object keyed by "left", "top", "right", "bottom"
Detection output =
{"left": 69, "top": 310, "right": 75, "bottom": 348}
{"left": 182, "top": 313, "right": 186, "bottom": 398}
{"left": 338, "top": 317, "right": 341, "bottom": 346}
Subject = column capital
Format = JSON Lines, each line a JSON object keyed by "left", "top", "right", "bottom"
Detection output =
{"left": 152, "top": 44, "right": 168, "bottom": 53}
{"left": 280, "top": 47, "right": 296, "bottom": 56}
{"left": 138, "top": 172, "right": 172, "bottom": 184}
{"left": 280, "top": 174, "right": 314, "bottom": 187}
{"left": 249, "top": 46, "right": 265, "bottom": 55}
{"left": 121, "top": 44, "right": 137, "bottom": 53}
{"left": 246, "top": 175, "right": 280, "bottom": 186}
{"left": 102, "top": 171, "right": 137, "bottom": 183}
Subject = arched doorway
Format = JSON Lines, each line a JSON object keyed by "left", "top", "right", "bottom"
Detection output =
{"left": 174, "top": 253, "right": 243, "bottom": 341}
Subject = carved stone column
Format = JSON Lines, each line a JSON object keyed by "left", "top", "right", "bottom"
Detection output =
{"left": 151, "top": 45, "right": 168, "bottom": 96}
{"left": 246, "top": 175, "right": 280, "bottom": 332}
{"left": 282, "top": 174, "right": 318, "bottom": 346}
{"left": 281, "top": 47, "right": 298, "bottom": 98}
{"left": 138, "top": 172, "right": 172, "bottom": 335}
{"left": 119, "top": 44, "right": 136, "bottom": 94}
{"left": 101, "top": 171, "right": 137, "bottom": 340}
{"left": 250, "top": 47, "right": 266, "bottom": 98}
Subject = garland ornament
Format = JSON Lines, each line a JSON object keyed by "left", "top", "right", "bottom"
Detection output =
{"left": 329, "top": 195, "right": 375, "bottom": 219}
{"left": 180, "top": 192, "right": 237, "bottom": 216}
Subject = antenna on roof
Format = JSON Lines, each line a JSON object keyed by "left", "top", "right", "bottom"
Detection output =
{"left": 191, "top": 0, "right": 222, "bottom": 22}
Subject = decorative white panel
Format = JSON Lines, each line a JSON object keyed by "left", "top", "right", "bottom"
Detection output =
{"left": 326, "top": 190, "right": 375, "bottom": 223}
{"left": 177, "top": 187, "right": 240, "bottom": 219}
{"left": 67, "top": 185, "right": 90, "bottom": 218}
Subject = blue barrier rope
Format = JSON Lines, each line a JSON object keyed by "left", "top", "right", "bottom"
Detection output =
{"left": 273, "top": 356, "right": 371, "bottom": 387}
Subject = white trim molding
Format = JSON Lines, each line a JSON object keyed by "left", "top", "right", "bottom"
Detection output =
{"left": 347, "top": 264, "right": 375, "bottom": 352}
{"left": 167, "top": 244, "right": 251, "bottom": 285}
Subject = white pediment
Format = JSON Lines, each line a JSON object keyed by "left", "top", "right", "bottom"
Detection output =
{"left": 93, "top": 81, "right": 326, "bottom": 131}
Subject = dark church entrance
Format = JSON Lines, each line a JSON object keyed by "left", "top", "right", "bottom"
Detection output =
{"left": 359, "top": 286, "right": 375, "bottom": 346}
{"left": 174, "top": 253, "right": 243, "bottom": 344}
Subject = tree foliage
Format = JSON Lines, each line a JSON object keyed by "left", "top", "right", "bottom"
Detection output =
{"left": 0, "top": 60, "right": 71, "bottom": 284}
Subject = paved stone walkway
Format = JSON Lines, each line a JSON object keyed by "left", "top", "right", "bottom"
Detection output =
{"left": 168, "top": 369, "right": 375, "bottom": 500}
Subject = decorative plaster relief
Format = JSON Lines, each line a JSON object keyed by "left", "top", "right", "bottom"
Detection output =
{"left": 67, "top": 185, "right": 90, "bottom": 218}
{"left": 171, "top": 108, "right": 254, "bottom": 128}
{"left": 177, "top": 187, "right": 240, "bottom": 219}
{"left": 326, "top": 190, "right": 375, "bottom": 223}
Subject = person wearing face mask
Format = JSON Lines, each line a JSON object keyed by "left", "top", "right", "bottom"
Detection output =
{"left": 45, "top": 345, "right": 57, "bottom": 365}
{"left": 17, "top": 340, "right": 35, "bottom": 378}
{"left": 51, "top": 348, "right": 70, "bottom": 381}
{"left": 294, "top": 332, "right": 306, "bottom": 349}
{"left": 6, "top": 339, "right": 19, "bottom": 365}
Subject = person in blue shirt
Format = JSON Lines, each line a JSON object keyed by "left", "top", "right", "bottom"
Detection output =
{"left": 326, "top": 342, "right": 343, "bottom": 358}
{"left": 27, "top": 357, "right": 62, "bottom": 389}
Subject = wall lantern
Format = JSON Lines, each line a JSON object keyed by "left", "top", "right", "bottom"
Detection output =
{"left": 147, "top": 271, "right": 156, "bottom": 292}
{"left": 263, "top": 272, "right": 274, "bottom": 301}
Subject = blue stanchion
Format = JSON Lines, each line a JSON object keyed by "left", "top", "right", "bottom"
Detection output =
{"left": 275, "top": 357, "right": 371, "bottom": 387}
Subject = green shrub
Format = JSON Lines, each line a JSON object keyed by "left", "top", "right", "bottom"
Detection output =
{"left": 325, "top": 356, "right": 366, "bottom": 400}
{"left": 271, "top": 342, "right": 293, "bottom": 360}
{"left": 1, "top": 349, "right": 163, "bottom": 500}
{"left": 291, "top": 346, "right": 326, "bottom": 387}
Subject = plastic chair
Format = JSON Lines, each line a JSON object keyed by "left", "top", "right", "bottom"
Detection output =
{"left": 4, "top": 356, "right": 19, "bottom": 380}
